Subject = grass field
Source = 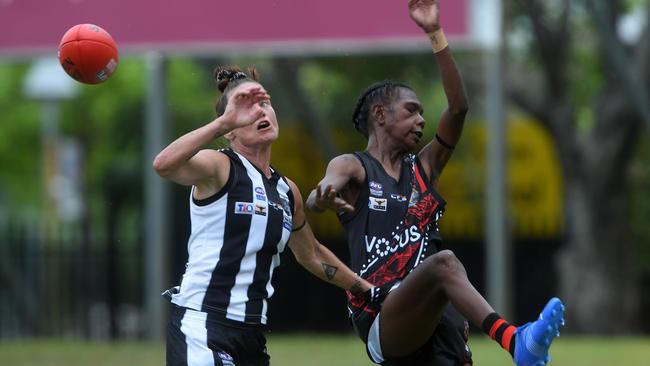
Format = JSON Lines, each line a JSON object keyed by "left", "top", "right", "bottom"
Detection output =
{"left": 0, "top": 334, "right": 649, "bottom": 365}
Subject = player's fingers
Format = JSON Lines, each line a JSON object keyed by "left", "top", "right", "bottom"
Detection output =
{"left": 242, "top": 84, "right": 262, "bottom": 94}
{"left": 322, "top": 185, "right": 332, "bottom": 199}
{"left": 316, "top": 185, "right": 323, "bottom": 199}
{"left": 231, "top": 89, "right": 251, "bottom": 104}
{"left": 338, "top": 201, "right": 354, "bottom": 213}
{"left": 233, "top": 86, "right": 264, "bottom": 102}
{"left": 253, "top": 88, "right": 269, "bottom": 97}
{"left": 251, "top": 90, "right": 269, "bottom": 101}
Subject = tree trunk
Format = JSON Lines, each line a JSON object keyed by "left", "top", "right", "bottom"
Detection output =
{"left": 512, "top": 0, "right": 647, "bottom": 334}
{"left": 558, "top": 178, "right": 639, "bottom": 333}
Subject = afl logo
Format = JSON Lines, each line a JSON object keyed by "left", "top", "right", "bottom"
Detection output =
{"left": 254, "top": 187, "right": 266, "bottom": 201}
{"left": 369, "top": 181, "right": 383, "bottom": 196}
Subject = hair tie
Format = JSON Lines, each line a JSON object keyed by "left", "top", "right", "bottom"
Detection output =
{"left": 231, "top": 71, "right": 248, "bottom": 81}
{"left": 216, "top": 70, "right": 248, "bottom": 83}
{"left": 215, "top": 69, "right": 230, "bottom": 82}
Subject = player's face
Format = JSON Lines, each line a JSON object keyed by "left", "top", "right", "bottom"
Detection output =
{"left": 385, "top": 88, "right": 425, "bottom": 150}
{"left": 231, "top": 83, "right": 279, "bottom": 147}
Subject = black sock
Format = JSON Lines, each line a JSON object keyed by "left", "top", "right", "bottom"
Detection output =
{"left": 481, "top": 312, "right": 516, "bottom": 357}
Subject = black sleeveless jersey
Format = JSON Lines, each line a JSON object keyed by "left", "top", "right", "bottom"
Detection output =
{"left": 339, "top": 151, "right": 446, "bottom": 316}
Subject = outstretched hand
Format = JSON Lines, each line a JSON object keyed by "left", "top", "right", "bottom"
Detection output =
{"left": 408, "top": 0, "right": 441, "bottom": 33}
{"left": 222, "top": 84, "right": 270, "bottom": 131}
{"left": 314, "top": 184, "right": 354, "bottom": 213}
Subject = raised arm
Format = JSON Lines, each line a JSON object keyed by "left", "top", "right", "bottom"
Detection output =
{"left": 409, "top": 0, "right": 469, "bottom": 186}
{"left": 152, "top": 84, "right": 269, "bottom": 196}
{"left": 287, "top": 179, "right": 373, "bottom": 294}
{"left": 306, "top": 154, "right": 365, "bottom": 214}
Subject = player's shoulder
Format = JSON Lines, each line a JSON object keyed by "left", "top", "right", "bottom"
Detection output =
{"left": 284, "top": 176, "right": 299, "bottom": 192}
{"left": 194, "top": 148, "right": 229, "bottom": 158}
{"left": 327, "top": 153, "right": 365, "bottom": 182}
{"left": 329, "top": 153, "right": 363, "bottom": 170}
{"left": 213, "top": 147, "right": 234, "bottom": 159}
{"left": 192, "top": 148, "right": 232, "bottom": 179}
{"left": 193, "top": 148, "right": 229, "bottom": 165}
{"left": 283, "top": 177, "right": 303, "bottom": 209}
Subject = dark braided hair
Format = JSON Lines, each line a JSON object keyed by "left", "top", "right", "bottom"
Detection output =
{"left": 213, "top": 65, "right": 260, "bottom": 116}
{"left": 352, "top": 81, "right": 412, "bottom": 138}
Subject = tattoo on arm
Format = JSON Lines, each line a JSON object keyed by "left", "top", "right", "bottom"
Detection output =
{"left": 349, "top": 280, "right": 364, "bottom": 295}
{"left": 321, "top": 263, "right": 338, "bottom": 280}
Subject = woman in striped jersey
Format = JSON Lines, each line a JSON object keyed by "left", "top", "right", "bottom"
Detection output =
{"left": 154, "top": 66, "right": 373, "bottom": 366}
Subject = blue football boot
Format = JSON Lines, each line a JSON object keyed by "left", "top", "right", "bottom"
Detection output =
{"left": 513, "top": 297, "right": 565, "bottom": 366}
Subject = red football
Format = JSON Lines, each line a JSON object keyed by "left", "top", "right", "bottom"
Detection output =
{"left": 58, "top": 24, "right": 119, "bottom": 85}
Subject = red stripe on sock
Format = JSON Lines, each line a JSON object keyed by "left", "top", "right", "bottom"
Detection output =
{"left": 501, "top": 325, "right": 516, "bottom": 351}
{"left": 489, "top": 319, "right": 506, "bottom": 339}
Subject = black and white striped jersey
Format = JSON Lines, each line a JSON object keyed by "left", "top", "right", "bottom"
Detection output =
{"left": 170, "top": 148, "right": 294, "bottom": 326}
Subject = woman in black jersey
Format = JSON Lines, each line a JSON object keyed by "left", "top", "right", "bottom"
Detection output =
{"left": 306, "top": 1, "right": 565, "bottom": 366}
{"left": 154, "top": 66, "right": 372, "bottom": 366}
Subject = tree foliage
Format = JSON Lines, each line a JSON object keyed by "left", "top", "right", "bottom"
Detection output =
{"left": 506, "top": 0, "right": 649, "bottom": 332}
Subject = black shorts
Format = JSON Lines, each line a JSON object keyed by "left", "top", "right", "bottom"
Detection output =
{"left": 167, "top": 305, "right": 270, "bottom": 366}
{"left": 352, "top": 300, "right": 472, "bottom": 366}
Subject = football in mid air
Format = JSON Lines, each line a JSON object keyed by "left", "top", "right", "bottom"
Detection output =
{"left": 58, "top": 24, "right": 119, "bottom": 84}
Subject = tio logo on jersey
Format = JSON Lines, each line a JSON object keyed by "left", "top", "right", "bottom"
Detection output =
{"left": 234, "top": 202, "right": 255, "bottom": 215}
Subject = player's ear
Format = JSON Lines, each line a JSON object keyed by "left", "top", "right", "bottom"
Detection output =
{"left": 224, "top": 130, "right": 236, "bottom": 141}
{"left": 371, "top": 104, "right": 386, "bottom": 126}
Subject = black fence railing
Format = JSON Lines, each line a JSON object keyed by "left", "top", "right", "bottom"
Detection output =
{"left": 0, "top": 220, "right": 144, "bottom": 340}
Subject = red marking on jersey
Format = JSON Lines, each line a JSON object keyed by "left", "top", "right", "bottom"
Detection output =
{"left": 347, "top": 241, "right": 423, "bottom": 316}
{"left": 414, "top": 163, "right": 428, "bottom": 193}
{"left": 366, "top": 241, "right": 422, "bottom": 287}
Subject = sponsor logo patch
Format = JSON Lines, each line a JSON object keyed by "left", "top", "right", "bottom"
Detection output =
{"left": 217, "top": 351, "right": 235, "bottom": 366}
{"left": 255, "top": 187, "right": 266, "bottom": 201}
{"left": 283, "top": 217, "right": 293, "bottom": 231}
{"left": 255, "top": 204, "right": 267, "bottom": 216}
{"left": 234, "top": 202, "right": 255, "bottom": 215}
{"left": 279, "top": 195, "right": 291, "bottom": 215}
{"left": 369, "top": 181, "right": 383, "bottom": 196}
{"left": 390, "top": 193, "right": 407, "bottom": 202}
{"left": 408, "top": 189, "right": 420, "bottom": 207}
{"left": 368, "top": 197, "right": 387, "bottom": 211}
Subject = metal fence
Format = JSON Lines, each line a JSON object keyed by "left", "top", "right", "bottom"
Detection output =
{"left": 0, "top": 218, "right": 145, "bottom": 339}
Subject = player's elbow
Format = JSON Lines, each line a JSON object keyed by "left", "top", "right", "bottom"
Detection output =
{"left": 152, "top": 153, "right": 173, "bottom": 177}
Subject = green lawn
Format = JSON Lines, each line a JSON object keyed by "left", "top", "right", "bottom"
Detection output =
{"left": 0, "top": 335, "right": 648, "bottom": 365}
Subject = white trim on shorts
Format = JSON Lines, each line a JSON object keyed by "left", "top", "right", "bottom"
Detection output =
{"left": 366, "top": 282, "right": 402, "bottom": 364}
{"left": 367, "top": 313, "right": 384, "bottom": 363}
{"left": 179, "top": 308, "right": 216, "bottom": 366}
{"left": 178, "top": 308, "right": 236, "bottom": 366}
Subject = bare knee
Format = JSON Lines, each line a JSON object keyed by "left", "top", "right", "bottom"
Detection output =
{"left": 425, "top": 249, "right": 466, "bottom": 281}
